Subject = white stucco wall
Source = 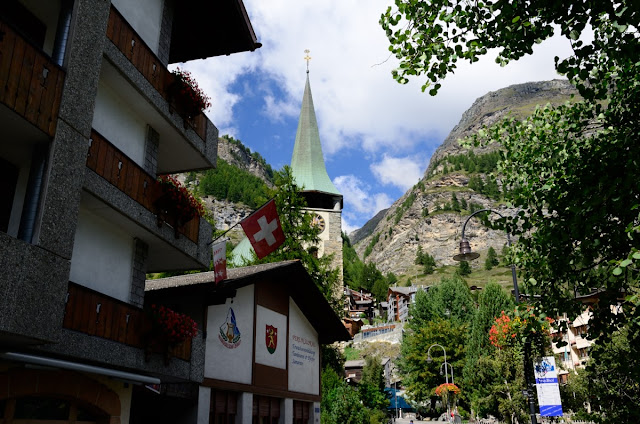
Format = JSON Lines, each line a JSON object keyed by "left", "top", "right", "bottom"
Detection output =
{"left": 92, "top": 80, "right": 147, "bottom": 167}
{"left": 205, "top": 285, "right": 255, "bottom": 384}
{"left": 255, "top": 306, "right": 287, "bottom": 370}
{"left": 69, "top": 207, "right": 133, "bottom": 302}
{"left": 288, "top": 299, "right": 320, "bottom": 395}
{"left": 111, "top": 0, "right": 163, "bottom": 54}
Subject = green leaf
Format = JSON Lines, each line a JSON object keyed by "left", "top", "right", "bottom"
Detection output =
{"left": 512, "top": 16, "right": 520, "bottom": 23}
{"left": 612, "top": 267, "right": 623, "bottom": 276}
{"left": 620, "top": 259, "right": 632, "bottom": 267}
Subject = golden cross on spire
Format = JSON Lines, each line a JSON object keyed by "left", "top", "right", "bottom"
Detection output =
{"left": 304, "top": 49, "right": 311, "bottom": 73}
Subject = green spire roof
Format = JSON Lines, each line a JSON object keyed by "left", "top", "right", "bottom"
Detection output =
{"left": 290, "top": 74, "right": 341, "bottom": 196}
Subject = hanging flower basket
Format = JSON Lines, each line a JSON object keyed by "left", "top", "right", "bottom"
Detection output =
{"left": 435, "top": 383, "right": 461, "bottom": 397}
{"left": 435, "top": 383, "right": 461, "bottom": 412}
{"left": 168, "top": 68, "right": 211, "bottom": 121}
{"left": 154, "top": 175, "right": 205, "bottom": 236}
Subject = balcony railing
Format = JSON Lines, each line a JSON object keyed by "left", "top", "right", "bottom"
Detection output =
{"left": 63, "top": 282, "right": 192, "bottom": 361}
{"left": 87, "top": 129, "right": 200, "bottom": 243}
{"left": 0, "top": 20, "right": 65, "bottom": 137}
{"left": 106, "top": 6, "right": 207, "bottom": 141}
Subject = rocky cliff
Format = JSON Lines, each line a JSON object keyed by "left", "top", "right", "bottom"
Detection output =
{"left": 352, "top": 79, "right": 579, "bottom": 279}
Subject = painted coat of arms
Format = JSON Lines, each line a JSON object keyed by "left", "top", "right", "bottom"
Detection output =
{"left": 265, "top": 324, "right": 277, "bottom": 354}
{"left": 218, "top": 308, "right": 241, "bottom": 348}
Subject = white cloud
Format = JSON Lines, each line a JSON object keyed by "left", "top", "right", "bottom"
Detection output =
{"left": 370, "top": 155, "right": 425, "bottom": 191}
{"left": 334, "top": 175, "right": 393, "bottom": 217}
{"left": 176, "top": 1, "right": 575, "bottom": 229}
{"left": 182, "top": 0, "right": 573, "bottom": 160}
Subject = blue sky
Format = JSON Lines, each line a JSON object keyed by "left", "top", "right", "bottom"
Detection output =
{"left": 176, "top": 1, "right": 576, "bottom": 233}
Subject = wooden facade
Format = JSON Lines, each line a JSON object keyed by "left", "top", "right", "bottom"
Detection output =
{"left": 106, "top": 7, "right": 207, "bottom": 141}
{"left": 0, "top": 20, "right": 65, "bottom": 137}
{"left": 87, "top": 129, "right": 200, "bottom": 243}
{"left": 64, "top": 282, "right": 192, "bottom": 361}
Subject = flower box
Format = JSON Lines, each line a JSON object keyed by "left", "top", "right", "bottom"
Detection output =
{"left": 154, "top": 175, "right": 205, "bottom": 237}
{"left": 145, "top": 304, "right": 198, "bottom": 364}
{"left": 168, "top": 68, "right": 211, "bottom": 123}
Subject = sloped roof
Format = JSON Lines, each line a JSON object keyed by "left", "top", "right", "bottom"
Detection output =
{"left": 290, "top": 74, "right": 341, "bottom": 196}
{"left": 146, "top": 260, "right": 350, "bottom": 343}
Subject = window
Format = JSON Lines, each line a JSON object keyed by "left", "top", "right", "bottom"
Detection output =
{"left": 252, "top": 395, "right": 280, "bottom": 424}
{"left": 210, "top": 390, "right": 237, "bottom": 424}
{"left": 293, "top": 401, "right": 310, "bottom": 424}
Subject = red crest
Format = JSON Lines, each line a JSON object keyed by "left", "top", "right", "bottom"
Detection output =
{"left": 265, "top": 324, "right": 278, "bottom": 354}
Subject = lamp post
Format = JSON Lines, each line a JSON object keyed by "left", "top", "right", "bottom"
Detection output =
{"left": 439, "top": 362, "right": 454, "bottom": 385}
{"left": 453, "top": 208, "right": 538, "bottom": 424}
{"left": 427, "top": 344, "right": 451, "bottom": 422}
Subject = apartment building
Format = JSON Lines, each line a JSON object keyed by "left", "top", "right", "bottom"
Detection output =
{"left": 551, "top": 309, "right": 594, "bottom": 383}
{"left": 0, "top": 0, "right": 259, "bottom": 422}
{"left": 387, "top": 286, "right": 429, "bottom": 323}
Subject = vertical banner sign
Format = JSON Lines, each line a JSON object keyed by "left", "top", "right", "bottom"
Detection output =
{"left": 534, "top": 356, "right": 563, "bottom": 417}
{"left": 212, "top": 241, "right": 227, "bottom": 284}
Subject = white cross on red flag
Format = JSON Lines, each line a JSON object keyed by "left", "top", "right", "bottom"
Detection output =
{"left": 240, "top": 199, "right": 285, "bottom": 259}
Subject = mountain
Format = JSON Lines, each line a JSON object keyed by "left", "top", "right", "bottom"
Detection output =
{"left": 352, "top": 79, "right": 579, "bottom": 283}
{"left": 180, "top": 136, "right": 274, "bottom": 243}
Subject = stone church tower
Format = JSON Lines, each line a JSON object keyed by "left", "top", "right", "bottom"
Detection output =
{"left": 290, "top": 62, "right": 344, "bottom": 299}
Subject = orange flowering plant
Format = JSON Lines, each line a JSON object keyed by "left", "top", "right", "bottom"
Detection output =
{"left": 156, "top": 175, "right": 205, "bottom": 224}
{"left": 170, "top": 68, "right": 211, "bottom": 119}
{"left": 489, "top": 307, "right": 553, "bottom": 351}
{"left": 435, "top": 383, "right": 461, "bottom": 409}
{"left": 435, "top": 383, "right": 461, "bottom": 397}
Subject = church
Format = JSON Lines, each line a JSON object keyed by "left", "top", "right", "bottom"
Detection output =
{"left": 232, "top": 60, "right": 344, "bottom": 294}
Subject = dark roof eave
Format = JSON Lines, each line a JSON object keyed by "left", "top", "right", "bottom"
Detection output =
{"left": 169, "top": 0, "right": 262, "bottom": 63}
{"left": 146, "top": 261, "right": 351, "bottom": 343}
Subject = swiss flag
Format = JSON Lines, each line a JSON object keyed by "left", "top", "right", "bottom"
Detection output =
{"left": 240, "top": 199, "right": 285, "bottom": 259}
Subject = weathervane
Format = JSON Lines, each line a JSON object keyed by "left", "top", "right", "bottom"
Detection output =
{"left": 304, "top": 49, "right": 311, "bottom": 73}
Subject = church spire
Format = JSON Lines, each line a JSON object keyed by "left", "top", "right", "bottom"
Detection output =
{"left": 290, "top": 52, "right": 341, "bottom": 198}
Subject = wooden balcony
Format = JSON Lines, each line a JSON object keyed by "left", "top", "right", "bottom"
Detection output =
{"left": 106, "top": 6, "right": 207, "bottom": 141}
{"left": 0, "top": 20, "right": 65, "bottom": 137}
{"left": 86, "top": 129, "right": 200, "bottom": 243}
{"left": 63, "top": 282, "right": 192, "bottom": 362}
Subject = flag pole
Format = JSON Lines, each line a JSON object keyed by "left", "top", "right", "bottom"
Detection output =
{"left": 206, "top": 197, "right": 276, "bottom": 246}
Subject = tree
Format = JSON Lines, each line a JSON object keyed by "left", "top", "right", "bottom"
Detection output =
{"left": 457, "top": 260, "right": 471, "bottom": 276}
{"left": 251, "top": 167, "right": 341, "bottom": 311}
{"left": 579, "top": 326, "right": 640, "bottom": 423}
{"left": 484, "top": 247, "right": 499, "bottom": 270}
{"left": 451, "top": 193, "right": 461, "bottom": 212}
{"left": 380, "top": 0, "right": 640, "bottom": 364}
{"left": 460, "top": 197, "right": 468, "bottom": 211}
{"left": 463, "top": 283, "right": 514, "bottom": 417}
{"left": 422, "top": 253, "right": 436, "bottom": 275}
{"left": 359, "top": 356, "right": 389, "bottom": 411}
{"left": 321, "top": 369, "right": 368, "bottom": 424}
{"left": 409, "top": 276, "right": 475, "bottom": 331}
{"left": 399, "top": 319, "right": 468, "bottom": 408}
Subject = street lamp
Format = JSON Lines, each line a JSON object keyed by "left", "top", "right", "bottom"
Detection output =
{"left": 439, "top": 362, "right": 454, "bottom": 385}
{"left": 427, "top": 344, "right": 451, "bottom": 421}
{"left": 453, "top": 208, "right": 537, "bottom": 424}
